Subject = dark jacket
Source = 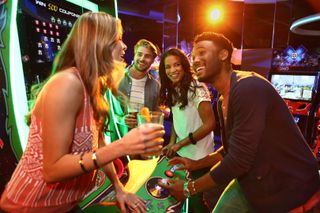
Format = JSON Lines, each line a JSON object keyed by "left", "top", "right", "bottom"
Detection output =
{"left": 210, "top": 71, "right": 320, "bottom": 212}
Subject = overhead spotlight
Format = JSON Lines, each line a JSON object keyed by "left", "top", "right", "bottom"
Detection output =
{"left": 208, "top": 6, "right": 223, "bottom": 23}
{"left": 210, "top": 8, "right": 221, "bottom": 21}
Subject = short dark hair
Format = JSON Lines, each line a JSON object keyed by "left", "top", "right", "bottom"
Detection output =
{"left": 134, "top": 39, "right": 159, "bottom": 58}
{"left": 194, "top": 32, "right": 234, "bottom": 62}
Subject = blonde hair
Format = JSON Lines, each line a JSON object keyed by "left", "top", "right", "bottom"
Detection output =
{"left": 28, "top": 12, "right": 125, "bottom": 133}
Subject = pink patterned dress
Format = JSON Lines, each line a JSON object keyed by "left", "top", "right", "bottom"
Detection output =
{"left": 0, "top": 69, "right": 99, "bottom": 212}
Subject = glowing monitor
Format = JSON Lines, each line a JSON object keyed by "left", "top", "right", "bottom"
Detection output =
{"left": 269, "top": 73, "right": 318, "bottom": 102}
{"left": 11, "top": 0, "right": 98, "bottom": 151}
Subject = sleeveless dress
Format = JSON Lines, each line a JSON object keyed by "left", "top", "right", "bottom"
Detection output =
{"left": 0, "top": 68, "right": 99, "bottom": 212}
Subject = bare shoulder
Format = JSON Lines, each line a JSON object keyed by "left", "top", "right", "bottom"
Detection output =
{"left": 36, "top": 68, "right": 84, "bottom": 114}
{"left": 49, "top": 68, "right": 82, "bottom": 91}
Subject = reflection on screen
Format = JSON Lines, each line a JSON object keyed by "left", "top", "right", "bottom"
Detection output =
{"left": 270, "top": 74, "right": 316, "bottom": 101}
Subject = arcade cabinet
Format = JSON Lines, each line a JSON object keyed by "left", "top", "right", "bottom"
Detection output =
{"left": 269, "top": 71, "right": 320, "bottom": 145}
{"left": 270, "top": 46, "right": 320, "bottom": 163}
{"left": 0, "top": 0, "right": 99, "bottom": 198}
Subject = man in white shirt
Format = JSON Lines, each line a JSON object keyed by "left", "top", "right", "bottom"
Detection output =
{"left": 120, "top": 39, "right": 160, "bottom": 129}
{"left": 107, "top": 39, "right": 160, "bottom": 142}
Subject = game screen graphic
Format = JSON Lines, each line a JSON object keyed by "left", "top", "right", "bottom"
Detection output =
{"left": 271, "top": 45, "right": 320, "bottom": 72}
{"left": 270, "top": 74, "right": 317, "bottom": 102}
{"left": 17, "top": 0, "right": 89, "bottom": 100}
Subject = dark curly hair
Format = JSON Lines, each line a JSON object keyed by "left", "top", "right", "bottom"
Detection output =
{"left": 159, "top": 48, "right": 196, "bottom": 109}
{"left": 194, "top": 32, "right": 234, "bottom": 63}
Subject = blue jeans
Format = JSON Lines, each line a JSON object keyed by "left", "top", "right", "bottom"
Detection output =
{"left": 213, "top": 179, "right": 253, "bottom": 213}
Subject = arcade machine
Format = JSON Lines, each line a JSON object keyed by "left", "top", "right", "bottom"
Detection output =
{"left": 1, "top": 1, "right": 188, "bottom": 211}
{"left": 269, "top": 46, "right": 320, "bottom": 162}
{"left": 0, "top": 0, "right": 98, "bottom": 198}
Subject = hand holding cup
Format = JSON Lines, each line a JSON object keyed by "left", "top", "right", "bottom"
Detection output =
{"left": 137, "top": 107, "right": 164, "bottom": 159}
{"left": 121, "top": 123, "right": 165, "bottom": 156}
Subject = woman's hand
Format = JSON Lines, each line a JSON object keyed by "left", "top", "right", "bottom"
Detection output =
{"left": 167, "top": 156, "right": 198, "bottom": 172}
{"left": 120, "top": 123, "right": 164, "bottom": 156}
{"left": 162, "top": 143, "right": 181, "bottom": 158}
{"left": 115, "top": 187, "right": 147, "bottom": 213}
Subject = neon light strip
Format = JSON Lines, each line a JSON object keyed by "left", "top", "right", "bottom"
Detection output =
{"left": 114, "top": 0, "right": 118, "bottom": 18}
{"left": 10, "top": 0, "right": 29, "bottom": 150}
{"left": 66, "top": 0, "right": 99, "bottom": 12}
{"left": 290, "top": 13, "right": 320, "bottom": 36}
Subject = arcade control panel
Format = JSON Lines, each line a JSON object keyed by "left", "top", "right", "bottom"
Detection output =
{"left": 83, "top": 156, "right": 190, "bottom": 213}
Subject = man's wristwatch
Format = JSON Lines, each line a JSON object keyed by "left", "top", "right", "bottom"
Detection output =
{"left": 183, "top": 181, "right": 191, "bottom": 198}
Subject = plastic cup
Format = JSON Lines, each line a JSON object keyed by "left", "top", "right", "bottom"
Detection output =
{"left": 137, "top": 111, "right": 164, "bottom": 159}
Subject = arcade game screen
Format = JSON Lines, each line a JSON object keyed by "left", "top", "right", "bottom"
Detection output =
{"left": 270, "top": 73, "right": 317, "bottom": 102}
{"left": 17, "top": 0, "right": 90, "bottom": 102}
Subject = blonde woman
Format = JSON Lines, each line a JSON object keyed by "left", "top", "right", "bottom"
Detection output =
{"left": 0, "top": 12, "right": 164, "bottom": 213}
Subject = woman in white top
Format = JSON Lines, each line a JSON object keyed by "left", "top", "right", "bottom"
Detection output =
{"left": 159, "top": 48, "right": 216, "bottom": 213}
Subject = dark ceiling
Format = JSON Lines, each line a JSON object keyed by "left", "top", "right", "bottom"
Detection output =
{"left": 93, "top": 0, "right": 320, "bottom": 61}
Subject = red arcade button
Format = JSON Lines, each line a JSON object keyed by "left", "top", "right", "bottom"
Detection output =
{"left": 165, "top": 170, "right": 174, "bottom": 178}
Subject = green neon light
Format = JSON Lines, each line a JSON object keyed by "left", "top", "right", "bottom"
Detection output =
{"left": 66, "top": 0, "right": 99, "bottom": 12}
{"left": 10, "top": 0, "right": 29, "bottom": 151}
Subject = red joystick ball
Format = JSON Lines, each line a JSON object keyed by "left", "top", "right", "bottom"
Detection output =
{"left": 165, "top": 170, "right": 174, "bottom": 178}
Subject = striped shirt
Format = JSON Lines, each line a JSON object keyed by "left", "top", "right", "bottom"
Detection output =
{"left": 129, "top": 75, "right": 147, "bottom": 111}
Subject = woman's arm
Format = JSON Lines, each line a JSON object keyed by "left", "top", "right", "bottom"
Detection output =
{"left": 98, "top": 136, "right": 123, "bottom": 194}
{"left": 41, "top": 71, "right": 92, "bottom": 182}
{"left": 99, "top": 134, "right": 147, "bottom": 212}
{"left": 41, "top": 71, "right": 164, "bottom": 183}
{"left": 98, "top": 135, "right": 123, "bottom": 192}
{"left": 162, "top": 125, "right": 177, "bottom": 157}
{"left": 176, "top": 101, "right": 215, "bottom": 149}
{"left": 169, "top": 125, "right": 177, "bottom": 145}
